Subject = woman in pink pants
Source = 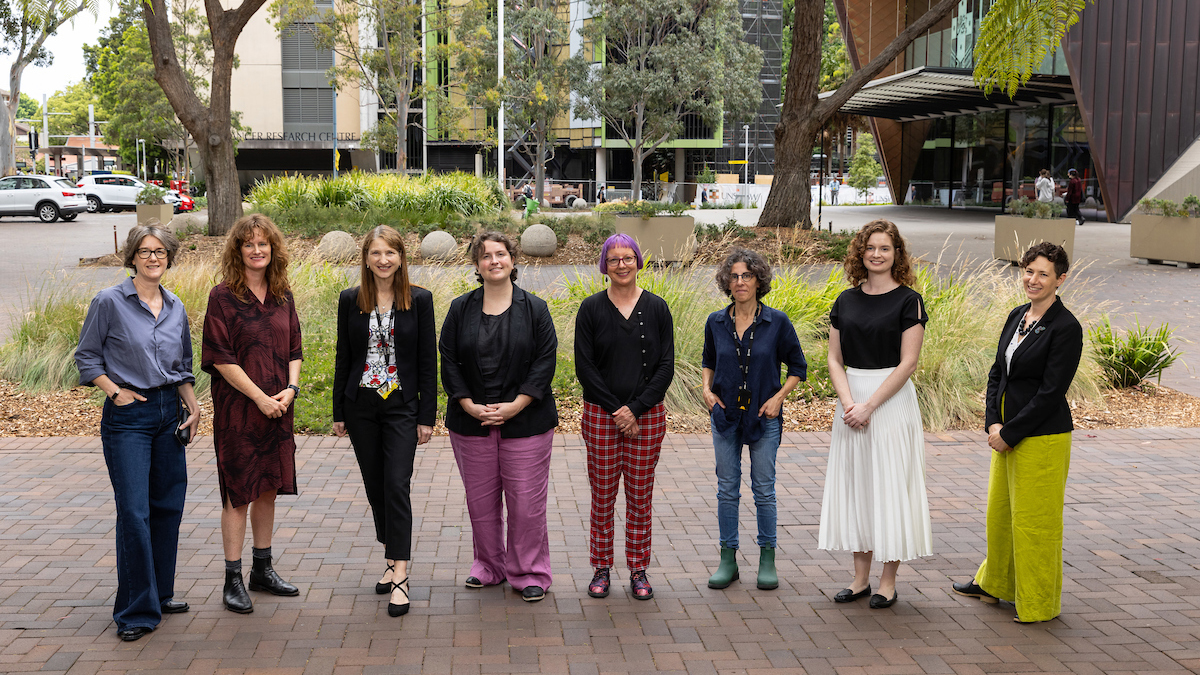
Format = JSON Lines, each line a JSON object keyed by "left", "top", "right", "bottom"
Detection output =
{"left": 439, "top": 232, "right": 559, "bottom": 602}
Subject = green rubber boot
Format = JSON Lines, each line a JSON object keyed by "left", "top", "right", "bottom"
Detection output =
{"left": 757, "top": 546, "right": 778, "bottom": 590}
{"left": 707, "top": 546, "right": 740, "bottom": 589}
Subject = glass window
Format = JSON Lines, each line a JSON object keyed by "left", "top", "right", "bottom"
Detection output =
{"left": 0, "top": 178, "right": 16, "bottom": 190}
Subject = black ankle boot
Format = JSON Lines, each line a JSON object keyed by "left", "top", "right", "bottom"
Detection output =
{"left": 249, "top": 555, "right": 299, "bottom": 596}
{"left": 223, "top": 570, "right": 253, "bottom": 613}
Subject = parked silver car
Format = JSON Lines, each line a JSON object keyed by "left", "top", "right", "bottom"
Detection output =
{"left": 0, "top": 175, "right": 88, "bottom": 223}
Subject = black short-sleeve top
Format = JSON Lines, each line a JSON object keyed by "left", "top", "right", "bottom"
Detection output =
{"left": 830, "top": 285, "right": 928, "bottom": 369}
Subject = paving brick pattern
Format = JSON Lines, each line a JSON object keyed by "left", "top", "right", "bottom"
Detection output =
{"left": 0, "top": 429, "right": 1198, "bottom": 674}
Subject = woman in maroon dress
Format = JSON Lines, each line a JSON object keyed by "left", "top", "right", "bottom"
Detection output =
{"left": 202, "top": 214, "right": 303, "bottom": 614}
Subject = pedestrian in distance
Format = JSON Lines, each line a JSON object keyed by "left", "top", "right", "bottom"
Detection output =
{"left": 201, "top": 214, "right": 303, "bottom": 614}
{"left": 440, "top": 232, "right": 559, "bottom": 602}
{"left": 332, "top": 225, "right": 436, "bottom": 617}
{"left": 952, "top": 242, "right": 1082, "bottom": 624}
{"left": 1065, "top": 168, "right": 1084, "bottom": 225}
{"left": 1035, "top": 169, "right": 1054, "bottom": 203}
{"left": 596, "top": 183, "right": 606, "bottom": 204}
{"left": 75, "top": 224, "right": 201, "bottom": 641}
{"left": 829, "top": 176, "right": 841, "bottom": 205}
{"left": 819, "top": 219, "right": 932, "bottom": 610}
{"left": 702, "top": 248, "right": 807, "bottom": 591}
{"left": 575, "top": 234, "right": 675, "bottom": 600}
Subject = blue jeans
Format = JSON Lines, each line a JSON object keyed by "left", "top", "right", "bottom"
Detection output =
{"left": 712, "top": 416, "right": 781, "bottom": 549}
{"left": 100, "top": 386, "right": 187, "bottom": 630}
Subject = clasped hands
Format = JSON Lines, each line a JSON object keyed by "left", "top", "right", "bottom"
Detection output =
{"left": 839, "top": 398, "right": 875, "bottom": 429}
{"left": 462, "top": 398, "right": 526, "bottom": 426}
{"left": 613, "top": 406, "right": 639, "bottom": 438}
{"left": 987, "top": 423, "right": 1013, "bottom": 452}
{"left": 255, "top": 387, "right": 295, "bottom": 419}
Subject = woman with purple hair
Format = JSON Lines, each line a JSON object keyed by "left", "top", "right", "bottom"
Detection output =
{"left": 575, "top": 234, "right": 675, "bottom": 600}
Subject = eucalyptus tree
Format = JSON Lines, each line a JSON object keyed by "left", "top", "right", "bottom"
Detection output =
{"left": 142, "top": 0, "right": 265, "bottom": 234}
{"left": 458, "top": 0, "right": 573, "bottom": 203}
{"left": 573, "top": 0, "right": 761, "bottom": 198}
{"left": 759, "top": 0, "right": 1091, "bottom": 229}
{"left": 0, "top": 0, "right": 96, "bottom": 175}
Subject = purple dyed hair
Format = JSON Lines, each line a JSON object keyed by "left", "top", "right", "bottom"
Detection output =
{"left": 598, "top": 233, "right": 644, "bottom": 275}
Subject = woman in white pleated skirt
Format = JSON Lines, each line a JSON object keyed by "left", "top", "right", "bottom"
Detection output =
{"left": 818, "top": 219, "right": 932, "bottom": 609}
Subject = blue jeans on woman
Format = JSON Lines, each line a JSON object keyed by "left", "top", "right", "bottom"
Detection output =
{"left": 100, "top": 386, "right": 187, "bottom": 631}
{"left": 713, "top": 416, "right": 781, "bottom": 549}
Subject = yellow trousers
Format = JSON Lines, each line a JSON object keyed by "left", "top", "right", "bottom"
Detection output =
{"left": 975, "top": 432, "right": 1071, "bottom": 622}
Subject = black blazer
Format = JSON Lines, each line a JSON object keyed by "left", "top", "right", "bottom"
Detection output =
{"left": 333, "top": 286, "right": 437, "bottom": 426}
{"left": 985, "top": 297, "right": 1083, "bottom": 448}
{"left": 439, "top": 284, "right": 558, "bottom": 437}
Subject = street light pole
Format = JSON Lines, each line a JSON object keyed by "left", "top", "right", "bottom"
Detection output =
{"left": 497, "top": 0, "right": 505, "bottom": 190}
{"left": 742, "top": 124, "right": 749, "bottom": 185}
{"left": 137, "top": 139, "right": 146, "bottom": 181}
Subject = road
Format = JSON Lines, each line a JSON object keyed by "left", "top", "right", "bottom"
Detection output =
{"left": 2, "top": 205, "right": 1195, "bottom": 395}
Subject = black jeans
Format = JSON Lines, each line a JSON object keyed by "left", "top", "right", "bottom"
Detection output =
{"left": 345, "top": 390, "right": 418, "bottom": 560}
{"left": 1066, "top": 202, "right": 1083, "bottom": 224}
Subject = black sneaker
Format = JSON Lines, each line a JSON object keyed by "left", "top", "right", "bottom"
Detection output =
{"left": 521, "top": 585, "right": 545, "bottom": 602}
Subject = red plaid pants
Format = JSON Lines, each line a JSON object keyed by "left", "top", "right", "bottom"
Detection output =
{"left": 581, "top": 401, "right": 667, "bottom": 571}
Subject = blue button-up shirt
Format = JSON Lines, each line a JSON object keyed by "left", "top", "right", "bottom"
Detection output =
{"left": 75, "top": 277, "right": 195, "bottom": 389}
{"left": 702, "top": 302, "right": 807, "bottom": 442}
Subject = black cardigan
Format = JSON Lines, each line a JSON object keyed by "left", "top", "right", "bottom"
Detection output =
{"left": 439, "top": 284, "right": 559, "bottom": 437}
{"left": 574, "top": 290, "right": 675, "bottom": 417}
{"left": 332, "top": 286, "right": 437, "bottom": 426}
{"left": 984, "top": 297, "right": 1083, "bottom": 448}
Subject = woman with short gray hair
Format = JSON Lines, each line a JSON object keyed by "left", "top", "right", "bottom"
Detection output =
{"left": 75, "top": 224, "right": 200, "bottom": 642}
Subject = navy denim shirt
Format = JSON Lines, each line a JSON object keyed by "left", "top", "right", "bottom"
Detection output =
{"left": 76, "top": 277, "right": 195, "bottom": 390}
{"left": 702, "top": 302, "right": 807, "bottom": 442}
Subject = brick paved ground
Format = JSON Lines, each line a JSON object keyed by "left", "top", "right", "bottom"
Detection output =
{"left": 0, "top": 430, "right": 1198, "bottom": 674}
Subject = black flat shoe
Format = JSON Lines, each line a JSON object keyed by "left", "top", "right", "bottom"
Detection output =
{"left": 869, "top": 591, "right": 898, "bottom": 609}
{"left": 464, "top": 576, "right": 484, "bottom": 589}
{"left": 387, "top": 577, "right": 410, "bottom": 617}
{"left": 521, "top": 586, "right": 545, "bottom": 602}
{"left": 834, "top": 585, "right": 871, "bottom": 603}
{"left": 160, "top": 599, "right": 189, "bottom": 614}
{"left": 376, "top": 562, "right": 396, "bottom": 595}
{"left": 952, "top": 579, "right": 998, "bottom": 604}
{"left": 117, "top": 626, "right": 152, "bottom": 641}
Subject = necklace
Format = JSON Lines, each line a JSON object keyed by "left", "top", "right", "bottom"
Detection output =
{"left": 1017, "top": 312, "right": 1041, "bottom": 337}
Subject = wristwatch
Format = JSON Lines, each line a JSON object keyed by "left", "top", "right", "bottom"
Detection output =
{"left": 110, "top": 389, "right": 120, "bottom": 402}
{"left": 287, "top": 384, "right": 301, "bottom": 396}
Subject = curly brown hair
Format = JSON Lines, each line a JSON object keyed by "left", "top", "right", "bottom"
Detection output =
{"left": 1019, "top": 241, "right": 1070, "bottom": 277}
{"left": 221, "top": 214, "right": 291, "bottom": 304}
{"left": 843, "top": 219, "right": 915, "bottom": 287}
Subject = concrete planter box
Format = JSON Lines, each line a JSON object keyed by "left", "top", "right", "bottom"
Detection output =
{"left": 613, "top": 215, "right": 697, "bottom": 263}
{"left": 993, "top": 215, "right": 1075, "bottom": 263}
{"left": 1130, "top": 214, "right": 1200, "bottom": 268}
{"left": 136, "top": 204, "right": 174, "bottom": 229}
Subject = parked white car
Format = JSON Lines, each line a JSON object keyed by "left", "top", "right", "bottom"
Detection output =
{"left": 76, "top": 174, "right": 189, "bottom": 214}
{"left": 0, "top": 175, "right": 88, "bottom": 223}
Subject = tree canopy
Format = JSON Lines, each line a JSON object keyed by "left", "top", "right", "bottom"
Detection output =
{"left": 572, "top": 0, "right": 762, "bottom": 196}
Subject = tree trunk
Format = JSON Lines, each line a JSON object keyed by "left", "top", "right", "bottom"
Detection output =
{"left": 0, "top": 102, "right": 16, "bottom": 177}
{"left": 759, "top": 0, "right": 959, "bottom": 228}
{"left": 533, "top": 122, "right": 546, "bottom": 204}
{"left": 143, "top": 0, "right": 267, "bottom": 235}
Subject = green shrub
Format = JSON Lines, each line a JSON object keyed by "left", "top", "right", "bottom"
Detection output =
{"left": 593, "top": 200, "right": 688, "bottom": 218}
{"left": 1140, "top": 196, "right": 1200, "bottom": 218}
{"left": 136, "top": 185, "right": 169, "bottom": 206}
{"left": 1009, "top": 197, "right": 1065, "bottom": 219}
{"left": 1089, "top": 316, "right": 1179, "bottom": 388}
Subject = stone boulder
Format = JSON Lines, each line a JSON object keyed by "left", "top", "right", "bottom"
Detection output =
{"left": 520, "top": 223, "right": 557, "bottom": 257}
{"left": 317, "top": 230, "right": 358, "bottom": 263}
{"left": 421, "top": 230, "right": 459, "bottom": 260}
{"left": 169, "top": 212, "right": 207, "bottom": 235}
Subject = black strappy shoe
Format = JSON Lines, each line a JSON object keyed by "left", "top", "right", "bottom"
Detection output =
{"left": 388, "top": 576, "right": 410, "bottom": 617}
{"left": 376, "top": 562, "right": 396, "bottom": 595}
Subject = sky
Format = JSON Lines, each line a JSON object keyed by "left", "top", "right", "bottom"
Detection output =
{"left": 13, "top": 3, "right": 119, "bottom": 109}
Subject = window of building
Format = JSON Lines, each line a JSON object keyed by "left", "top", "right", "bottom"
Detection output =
{"left": 282, "top": 25, "right": 333, "bottom": 71}
{"left": 283, "top": 88, "right": 335, "bottom": 124}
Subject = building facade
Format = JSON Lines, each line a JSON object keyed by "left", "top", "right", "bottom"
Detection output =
{"left": 831, "top": 0, "right": 1200, "bottom": 222}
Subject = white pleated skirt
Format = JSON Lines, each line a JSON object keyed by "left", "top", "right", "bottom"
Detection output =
{"left": 818, "top": 367, "right": 933, "bottom": 562}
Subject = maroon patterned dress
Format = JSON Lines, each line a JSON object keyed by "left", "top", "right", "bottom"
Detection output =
{"left": 201, "top": 282, "right": 303, "bottom": 508}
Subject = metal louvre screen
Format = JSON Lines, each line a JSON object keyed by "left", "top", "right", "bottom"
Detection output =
{"left": 281, "top": 26, "right": 333, "bottom": 71}
{"left": 283, "top": 88, "right": 335, "bottom": 124}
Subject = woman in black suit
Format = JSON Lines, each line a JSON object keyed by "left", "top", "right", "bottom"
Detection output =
{"left": 440, "top": 231, "right": 558, "bottom": 602}
{"left": 333, "top": 225, "right": 436, "bottom": 617}
{"left": 952, "top": 242, "right": 1083, "bottom": 624}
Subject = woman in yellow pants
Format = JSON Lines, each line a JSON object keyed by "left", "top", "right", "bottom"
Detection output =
{"left": 952, "top": 242, "right": 1082, "bottom": 623}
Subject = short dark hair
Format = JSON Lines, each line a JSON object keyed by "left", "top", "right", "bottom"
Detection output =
{"left": 1068, "top": 168, "right": 1078, "bottom": 176}
{"left": 122, "top": 224, "right": 180, "bottom": 270}
{"left": 1019, "top": 241, "right": 1070, "bottom": 277}
{"left": 715, "top": 247, "right": 772, "bottom": 299}
{"left": 470, "top": 231, "right": 519, "bottom": 283}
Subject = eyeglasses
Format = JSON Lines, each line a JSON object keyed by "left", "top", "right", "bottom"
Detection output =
{"left": 730, "top": 272, "right": 755, "bottom": 282}
{"left": 136, "top": 248, "right": 169, "bottom": 260}
{"left": 606, "top": 256, "right": 636, "bottom": 267}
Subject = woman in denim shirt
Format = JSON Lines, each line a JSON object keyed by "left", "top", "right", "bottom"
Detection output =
{"left": 701, "top": 248, "right": 806, "bottom": 591}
